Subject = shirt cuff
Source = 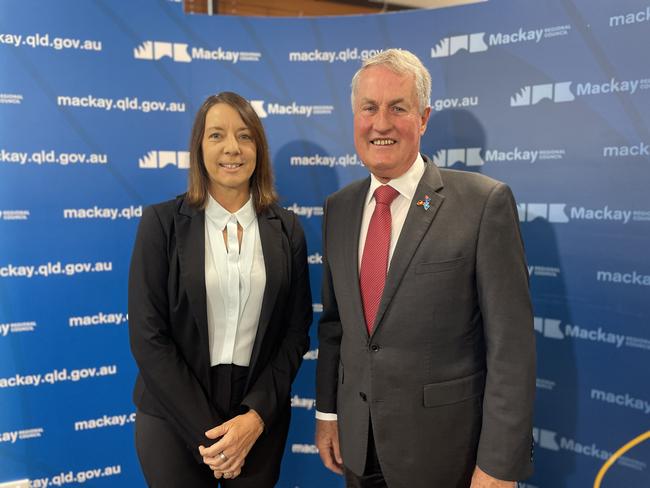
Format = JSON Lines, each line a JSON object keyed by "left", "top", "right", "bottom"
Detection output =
{"left": 315, "top": 410, "right": 338, "bottom": 421}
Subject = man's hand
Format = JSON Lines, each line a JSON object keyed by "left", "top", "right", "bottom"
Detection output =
{"left": 198, "top": 410, "right": 265, "bottom": 480}
{"left": 315, "top": 419, "right": 344, "bottom": 474}
{"left": 470, "top": 465, "right": 516, "bottom": 488}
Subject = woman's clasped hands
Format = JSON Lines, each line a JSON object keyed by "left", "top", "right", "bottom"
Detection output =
{"left": 199, "top": 409, "right": 265, "bottom": 480}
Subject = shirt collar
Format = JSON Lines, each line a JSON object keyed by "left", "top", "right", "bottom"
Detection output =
{"left": 205, "top": 194, "right": 256, "bottom": 230}
{"left": 365, "top": 153, "right": 425, "bottom": 206}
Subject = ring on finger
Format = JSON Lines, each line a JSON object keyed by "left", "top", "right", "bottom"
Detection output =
{"left": 219, "top": 451, "right": 228, "bottom": 462}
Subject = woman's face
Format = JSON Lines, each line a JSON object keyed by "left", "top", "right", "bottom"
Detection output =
{"left": 201, "top": 103, "right": 257, "bottom": 197}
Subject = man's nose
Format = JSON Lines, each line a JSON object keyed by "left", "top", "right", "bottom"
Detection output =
{"left": 373, "top": 107, "right": 392, "bottom": 132}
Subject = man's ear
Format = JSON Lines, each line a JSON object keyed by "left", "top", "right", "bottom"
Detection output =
{"left": 419, "top": 106, "right": 432, "bottom": 135}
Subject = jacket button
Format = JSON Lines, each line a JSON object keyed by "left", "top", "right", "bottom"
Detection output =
{"left": 359, "top": 392, "right": 367, "bottom": 402}
{"left": 371, "top": 344, "right": 380, "bottom": 352}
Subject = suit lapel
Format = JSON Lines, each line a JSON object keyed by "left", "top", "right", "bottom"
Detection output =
{"left": 343, "top": 178, "right": 371, "bottom": 338}
{"left": 246, "top": 206, "right": 283, "bottom": 383}
{"left": 175, "top": 198, "right": 211, "bottom": 366}
{"left": 371, "top": 161, "right": 445, "bottom": 336}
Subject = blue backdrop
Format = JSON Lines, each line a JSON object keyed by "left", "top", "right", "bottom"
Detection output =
{"left": 1, "top": 0, "right": 649, "bottom": 486}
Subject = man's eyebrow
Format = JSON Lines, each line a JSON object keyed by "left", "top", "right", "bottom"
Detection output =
{"left": 387, "top": 98, "right": 407, "bottom": 105}
{"left": 358, "top": 97, "right": 376, "bottom": 105}
{"left": 358, "top": 97, "right": 408, "bottom": 105}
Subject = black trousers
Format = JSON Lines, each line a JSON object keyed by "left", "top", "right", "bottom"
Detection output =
{"left": 135, "top": 365, "right": 289, "bottom": 488}
{"left": 344, "top": 421, "right": 388, "bottom": 488}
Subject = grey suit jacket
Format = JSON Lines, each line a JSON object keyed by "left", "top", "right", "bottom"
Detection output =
{"left": 316, "top": 159, "right": 535, "bottom": 487}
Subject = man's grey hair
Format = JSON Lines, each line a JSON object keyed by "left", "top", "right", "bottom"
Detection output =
{"left": 350, "top": 48, "right": 432, "bottom": 114}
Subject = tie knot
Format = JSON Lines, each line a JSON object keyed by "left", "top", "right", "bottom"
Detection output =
{"left": 374, "top": 185, "right": 399, "bottom": 206}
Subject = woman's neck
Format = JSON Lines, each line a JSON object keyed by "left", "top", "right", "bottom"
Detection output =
{"left": 209, "top": 187, "right": 250, "bottom": 213}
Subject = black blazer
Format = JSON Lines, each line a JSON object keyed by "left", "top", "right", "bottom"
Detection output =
{"left": 128, "top": 194, "right": 312, "bottom": 461}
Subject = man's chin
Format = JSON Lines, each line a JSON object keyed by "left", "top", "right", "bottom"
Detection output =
{"left": 367, "top": 167, "right": 395, "bottom": 182}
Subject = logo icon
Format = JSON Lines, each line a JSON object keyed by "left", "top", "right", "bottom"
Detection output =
{"left": 250, "top": 100, "right": 268, "bottom": 118}
{"left": 432, "top": 148, "right": 483, "bottom": 167}
{"left": 534, "top": 317, "right": 564, "bottom": 339}
{"left": 533, "top": 428, "right": 560, "bottom": 451}
{"left": 431, "top": 33, "right": 488, "bottom": 58}
{"left": 139, "top": 151, "right": 189, "bottom": 169}
{"left": 133, "top": 41, "right": 191, "bottom": 62}
{"left": 510, "top": 82, "right": 575, "bottom": 107}
{"left": 517, "top": 203, "right": 569, "bottom": 223}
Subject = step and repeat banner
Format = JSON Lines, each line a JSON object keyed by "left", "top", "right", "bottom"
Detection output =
{"left": 1, "top": 0, "right": 648, "bottom": 486}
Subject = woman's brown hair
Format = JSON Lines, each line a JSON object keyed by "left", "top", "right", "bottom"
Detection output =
{"left": 186, "top": 92, "right": 278, "bottom": 213}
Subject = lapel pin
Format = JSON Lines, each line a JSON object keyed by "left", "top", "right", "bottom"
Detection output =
{"left": 416, "top": 195, "right": 431, "bottom": 211}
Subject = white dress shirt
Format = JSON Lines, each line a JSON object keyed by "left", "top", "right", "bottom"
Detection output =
{"left": 316, "top": 154, "right": 426, "bottom": 421}
{"left": 205, "top": 195, "right": 266, "bottom": 367}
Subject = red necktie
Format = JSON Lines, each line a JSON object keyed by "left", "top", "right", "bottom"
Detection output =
{"left": 359, "top": 185, "right": 400, "bottom": 334}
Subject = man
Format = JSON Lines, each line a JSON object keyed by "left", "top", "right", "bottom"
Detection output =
{"left": 315, "top": 49, "right": 535, "bottom": 488}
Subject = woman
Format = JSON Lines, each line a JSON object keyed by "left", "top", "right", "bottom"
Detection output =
{"left": 128, "top": 92, "right": 312, "bottom": 487}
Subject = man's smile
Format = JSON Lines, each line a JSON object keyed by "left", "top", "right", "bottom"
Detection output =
{"left": 370, "top": 139, "right": 396, "bottom": 146}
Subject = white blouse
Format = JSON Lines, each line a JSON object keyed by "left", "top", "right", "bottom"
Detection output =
{"left": 204, "top": 195, "right": 266, "bottom": 367}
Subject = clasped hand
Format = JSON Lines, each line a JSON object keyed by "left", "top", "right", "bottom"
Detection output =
{"left": 199, "top": 410, "right": 264, "bottom": 480}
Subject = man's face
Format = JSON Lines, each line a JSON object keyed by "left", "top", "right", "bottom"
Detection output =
{"left": 353, "top": 65, "right": 430, "bottom": 181}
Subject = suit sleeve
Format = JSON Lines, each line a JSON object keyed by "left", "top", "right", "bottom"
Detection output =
{"left": 241, "top": 212, "right": 312, "bottom": 428}
{"left": 315, "top": 197, "right": 342, "bottom": 414}
{"left": 128, "top": 205, "right": 220, "bottom": 461}
{"left": 475, "top": 183, "right": 536, "bottom": 480}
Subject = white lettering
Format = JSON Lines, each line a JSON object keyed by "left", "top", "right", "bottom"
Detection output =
{"left": 576, "top": 78, "right": 640, "bottom": 96}
{"left": 291, "top": 395, "right": 316, "bottom": 410}
{"left": 483, "top": 147, "right": 539, "bottom": 163}
{"left": 564, "top": 324, "right": 625, "bottom": 347}
{"left": 597, "top": 270, "right": 650, "bottom": 286}
{"left": 570, "top": 206, "right": 632, "bottom": 223}
{"left": 610, "top": 7, "right": 650, "bottom": 27}
{"left": 291, "top": 443, "right": 319, "bottom": 454}
{"left": 69, "top": 312, "right": 127, "bottom": 327}
{"left": 603, "top": 142, "right": 650, "bottom": 157}
{"left": 489, "top": 28, "right": 544, "bottom": 45}
{"left": 191, "top": 47, "right": 240, "bottom": 63}
{"left": 0, "top": 34, "right": 23, "bottom": 47}
{"left": 267, "top": 102, "right": 314, "bottom": 117}
{"left": 284, "top": 204, "right": 323, "bottom": 218}
{"left": 591, "top": 389, "right": 650, "bottom": 414}
{"left": 0, "top": 264, "right": 35, "bottom": 278}
{"left": 0, "top": 431, "right": 18, "bottom": 443}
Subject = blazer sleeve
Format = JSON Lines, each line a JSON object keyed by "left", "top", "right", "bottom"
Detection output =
{"left": 315, "top": 197, "right": 342, "bottom": 414}
{"left": 474, "top": 183, "right": 536, "bottom": 480}
{"left": 241, "top": 212, "right": 312, "bottom": 428}
{"left": 128, "top": 205, "right": 220, "bottom": 461}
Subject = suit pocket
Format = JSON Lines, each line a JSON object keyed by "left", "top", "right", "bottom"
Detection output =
{"left": 423, "top": 370, "right": 485, "bottom": 408}
{"left": 415, "top": 257, "right": 465, "bottom": 274}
